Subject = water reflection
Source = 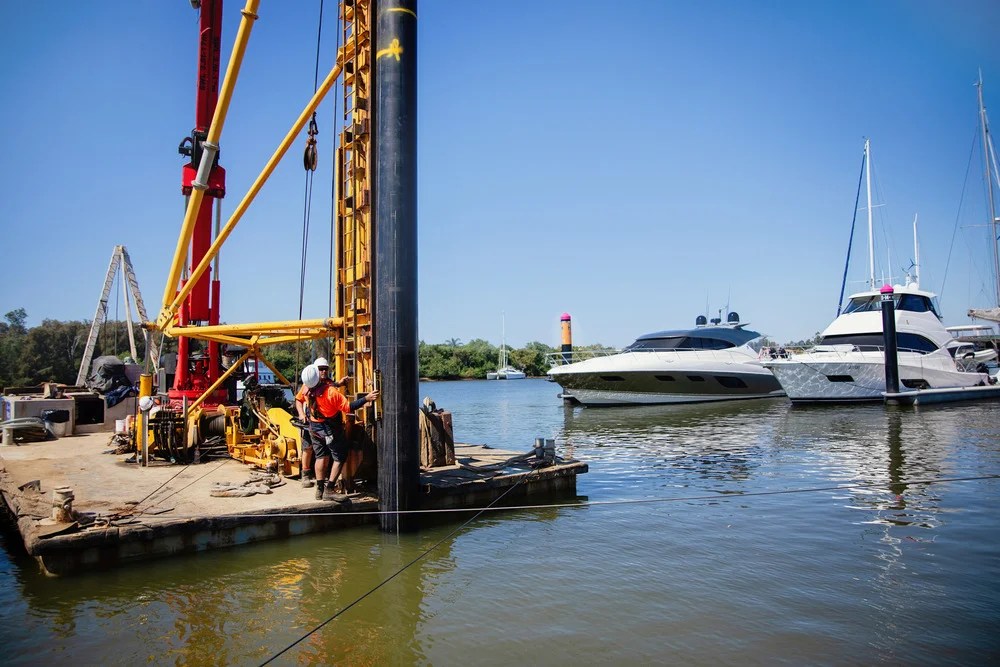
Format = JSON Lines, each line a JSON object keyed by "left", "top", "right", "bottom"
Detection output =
{"left": 2, "top": 504, "right": 577, "bottom": 665}
{"left": 2, "top": 383, "right": 998, "bottom": 664}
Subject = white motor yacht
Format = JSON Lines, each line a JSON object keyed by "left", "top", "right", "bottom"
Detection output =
{"left": 547, "top": 312, "right": 784, "bottom": 406}
{"left": 763, "top": 137, "right": 994, "bottom": 402}
{"left": 763, "top": 285, "right": 992, "bottom": 402}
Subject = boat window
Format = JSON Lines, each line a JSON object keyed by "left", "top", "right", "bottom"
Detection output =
{"left": 687, "top": 375, "right": 706, "bottom": 382}
{"left": 819, "top": 333, "right": 939, "bottom": 354}
{"left": 625, "top": 336, "right": 735, "bottom": 351}
{"left": 826, "top": 375, "right": 854, "bottom": 382}
{"left": 844, "top": 294, "right": 941, "bottom": 316}
{"left": 655, "top": 375, "right": 676, "bottom": 382}
{"left": 715, "top": 376, "right": 747, "bottom": 389}
{"left": 843, "top": 297, "right": 879, "bottom": 313}
{"left": 600, "top": 376, "right": 625, "bottom": 382}
{"left": 897, "top": 294, "right": 929, "bottom": 312}
{"left": 624, "top": 337, "right": 686, "bottom": 352}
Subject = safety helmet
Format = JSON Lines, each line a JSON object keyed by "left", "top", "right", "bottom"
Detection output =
{"left": 301, "top": 364, "right": 321, "bottom": 389}
{"left": 314, "top": 357, "right": 330, "bottom": 369}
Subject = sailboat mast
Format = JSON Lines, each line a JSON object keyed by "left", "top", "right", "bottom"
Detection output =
{"left": 865, "top": 139, "right": 875, "bottom": 290}
{"left": 501, "top": 311, "right": 506, "bottom": 368}
{"left": 978, "top": 72, "right": 1000, "bottom": 306}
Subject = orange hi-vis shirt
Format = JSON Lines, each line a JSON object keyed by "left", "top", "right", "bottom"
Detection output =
{"left": 296, "top": 380, "right": 351, "bottom": 421}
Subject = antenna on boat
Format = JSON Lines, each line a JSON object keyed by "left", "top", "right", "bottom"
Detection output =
{"left": 978, "top": 69, "right": 1000, "bottom": 307}
{"left": 912, "top": 213, "right": 920, "bottom": 288}
{"left": 865, "top": 138, "right": 876, "bottom": 291}
{"left": 837, "top": 143, "right": 868, "bottom": 316}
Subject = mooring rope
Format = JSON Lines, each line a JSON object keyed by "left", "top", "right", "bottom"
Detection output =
{"left": 257, "top": 468, "right": 542, "bottom": 666}
{"left": 132, "top": 474, "right": 999, "bottom": 521}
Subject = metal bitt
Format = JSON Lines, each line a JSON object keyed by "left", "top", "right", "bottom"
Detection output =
{"left": 374, "top": 0, "right": 419, "bottom": 533}
{"left": 560, "top": 313, "right": 572, "bottom": 365}
{"left": 881, "top": 284, "right": 900, "bottom": 394}
{"left": 52, "top": 487, "right": 75, "bottom": 524}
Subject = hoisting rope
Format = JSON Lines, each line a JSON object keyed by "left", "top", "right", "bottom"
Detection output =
{"left": 294, "top": 0, "right": 326, "bottom": 385}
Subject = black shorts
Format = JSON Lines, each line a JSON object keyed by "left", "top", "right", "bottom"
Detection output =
{"left": 299, "top": 421, "right": 349, "bottom": 462}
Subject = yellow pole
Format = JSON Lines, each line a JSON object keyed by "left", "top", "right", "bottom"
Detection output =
{"left": 255, "top": 353, "right": 293, "bottom": 387}
{"left": 158, "top": 59, "right": 345, "bottom": 329}
{"left": 160, "top": 0, "right": 261, "bottom": 321}
{"left": 167, "top": 317, "right": 343, "bottom": 337}
{"left": 186, "top": 348, "right": 254, "bottom": 413}
{"left": 139, "top": 374, "right": 153, "bottom": 398}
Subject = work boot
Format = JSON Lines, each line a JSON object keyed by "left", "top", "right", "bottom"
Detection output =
{"left": 301, "top": 470, "right": 316, "bottom": 489}
{"left": 322, "top": 486, "right": 349, "bottom": 503}
{"left": 315, "top": 480, "right": 326, "bottom": 501}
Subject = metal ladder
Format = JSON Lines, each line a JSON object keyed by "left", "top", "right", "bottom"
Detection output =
{"left": 335, "top": 0, "right": 375, "bottom": 416}
{"left": 75, "top": 245, "right": 158, "bottom": 386}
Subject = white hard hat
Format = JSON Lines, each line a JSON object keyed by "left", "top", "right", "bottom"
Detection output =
{"left": 301, "top": 364, "right": 320, "bottom": 389}
{"left": 139, "top": 396, "right": 155, "bottom": 412}
{"left": 314, "top": 357, "right": 330, "bottom": 369}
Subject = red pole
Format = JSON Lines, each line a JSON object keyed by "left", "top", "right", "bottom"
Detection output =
{"left": 172, "top": 0, "right": 227, "bottom": 405}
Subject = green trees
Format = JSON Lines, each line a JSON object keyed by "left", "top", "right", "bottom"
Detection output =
{"left": 0, "top": 309, "right": 165, "bottom": 389}
{"left": 416, "top": 339, "right": 558, "bottom": 379}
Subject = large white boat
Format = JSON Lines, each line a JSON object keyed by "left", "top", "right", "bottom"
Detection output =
{"left": 763, "top": 285, "right": 993, "bottom": 402}
{"left": 486, "top": 313, "right": 526, "bottom": 380}
{"left": 762, "top": 139, "right": 993, "bottom": 402}
{"left": 546, "top": 312, "right": 784, "bottom": 406}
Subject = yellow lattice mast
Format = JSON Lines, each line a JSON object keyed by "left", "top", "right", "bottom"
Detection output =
{"left": 334, "top": 0, "right": 376, "bottom": 421}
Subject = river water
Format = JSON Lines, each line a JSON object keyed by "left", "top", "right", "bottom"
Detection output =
{"left": 2, "top": 379, "right": 999, "bottom": 665}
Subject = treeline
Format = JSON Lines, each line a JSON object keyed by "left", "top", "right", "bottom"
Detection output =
{"left": 0, "top": 310, "right": 831, "bottom": 390}
{"left": 0, "top": 309, "right": 177, "bottom": 389}
{"left": 418, "top": 339, "right": 556, "bottom": 379}
{"left": 0, "top": 311, "right": 571, "bottom": 389}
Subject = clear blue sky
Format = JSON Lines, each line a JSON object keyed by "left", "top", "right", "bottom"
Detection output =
{"left": 2, "top": 1, "right": 999, "bottom": 349}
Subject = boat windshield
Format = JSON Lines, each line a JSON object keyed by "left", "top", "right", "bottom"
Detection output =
{"left": 843, "top": 294, "right": 941, "bottom": 317}
{"left": 818, "top": 333, "right": 939, "bottom": 353}
{"left": 624, "top": 336, "right": 736, "bottom": 352}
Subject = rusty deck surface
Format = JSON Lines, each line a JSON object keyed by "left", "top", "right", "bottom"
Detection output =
{"left": 0, "top": 432, "right": 587, "bottom": 575}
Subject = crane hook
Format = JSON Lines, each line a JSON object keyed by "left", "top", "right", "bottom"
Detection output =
{"left": 304, "top": 113, "right": 319, "bottom": 172}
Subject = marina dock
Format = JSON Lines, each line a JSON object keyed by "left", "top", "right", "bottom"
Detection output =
{"left": 0, "top": 433, "right": 586, "bottom": 576}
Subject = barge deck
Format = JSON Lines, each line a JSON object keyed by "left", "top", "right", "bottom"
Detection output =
{"left": 0, "top": 433, "right": 586, "bottom": 576}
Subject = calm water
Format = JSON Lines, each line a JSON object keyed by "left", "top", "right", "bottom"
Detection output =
{"left": 2, "top": 379, "right": 999, "bottom": 665}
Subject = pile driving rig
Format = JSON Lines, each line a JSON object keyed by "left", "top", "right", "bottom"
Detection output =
{"left": 136, "top": 0, "right": 380, "bottom": 490}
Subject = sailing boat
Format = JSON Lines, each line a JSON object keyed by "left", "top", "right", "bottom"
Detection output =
{"left": 968, "top": 72, "right": 1000, "bottom": 325}
{"left": 486, "top": 313, "right": 526, "bottom": 380}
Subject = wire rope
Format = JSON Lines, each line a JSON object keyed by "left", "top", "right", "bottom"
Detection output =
{"left": 294, "top": 0, "right": 327, "bottom": 386}
{"left": 837, "top": 150, "right": 867, "bottom": 316}
{"left": 258, "top": 468, "right": 541, "bottom": 666}
{"left": 941, "top": 123, "right": 981, "bottom": 302}
{"left": 135, "top": 474, "right": 999, "bottom": 522}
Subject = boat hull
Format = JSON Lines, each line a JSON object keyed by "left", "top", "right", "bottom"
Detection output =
{"left": 765, "top": 350, "right": 990, "bottom": 403}
{"left": 550, "top": 360, "right": 784, "bottom": 406}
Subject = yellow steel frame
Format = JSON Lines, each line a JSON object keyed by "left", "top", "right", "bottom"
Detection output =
{"left": 334, "top": 0, "right": 375, "bottom": 416}
{"left": 148, "top": 0, "right": 376, "bottom": 417}
{"left": 142, "top": 0, "right": 378, "bottom": 484}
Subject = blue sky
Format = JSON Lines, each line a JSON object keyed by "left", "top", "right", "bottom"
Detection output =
{"left": 2, "top": 1, "right": 999, "bottom": 349}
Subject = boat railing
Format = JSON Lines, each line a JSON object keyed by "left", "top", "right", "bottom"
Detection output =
{"left": 546, "top": 346, "right": 765, "bottom": 367}
{"left": 545, "top": 348, "right": 619, "bottom": 366}
{"left": 768, "top": 344, "right": 987, "bottom": 371}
